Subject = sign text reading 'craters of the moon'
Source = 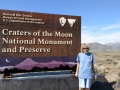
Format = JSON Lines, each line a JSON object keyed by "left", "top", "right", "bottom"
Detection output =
{"left": 2, "top": 29, "right": 73, "bottom": 53}
{"left": 0, "top": 9, "right": 81, "bottom": 57}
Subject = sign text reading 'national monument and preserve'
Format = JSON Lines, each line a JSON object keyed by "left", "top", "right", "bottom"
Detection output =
{"left": 0, "top": 9, "right": 81, "bottom": 75}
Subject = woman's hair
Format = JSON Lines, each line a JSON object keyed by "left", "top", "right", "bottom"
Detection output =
{"left": 80, "top": 43, "right": 90, "bottom": 52}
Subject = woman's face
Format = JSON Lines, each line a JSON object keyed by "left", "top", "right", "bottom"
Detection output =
{"left": 82, "top": 47, "right": 89, "bottom": 54}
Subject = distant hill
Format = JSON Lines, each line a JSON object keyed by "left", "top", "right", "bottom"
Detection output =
{"left": 82, "top": 41, "right": 120, "bottom": 51}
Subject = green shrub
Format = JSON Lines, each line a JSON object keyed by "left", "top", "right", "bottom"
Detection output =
{"left": 116, "top": 77, "right": 120, "bottom": 83}
{"left": 94, "top": 64, "right": 105, "bottom": 75}
{"left": 118, "top": 71, "right": 120, "bottom": 77}
{"left": 117, "top": 72, "right": 120, "bottom": 84}
{"left": 113, "top": 60, "right": 119, "bottom": 65}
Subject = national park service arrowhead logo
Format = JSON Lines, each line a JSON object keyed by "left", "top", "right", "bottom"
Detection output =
{"left": 59, "top": 17, "right": 66, "bottom": 26}
{"left": 67, "top": 19, "right": 76, "bottom": 27}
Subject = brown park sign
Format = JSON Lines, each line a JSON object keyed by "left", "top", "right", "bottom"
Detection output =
{"left": 0, "top": 9, "right": 81, "bottom": 58}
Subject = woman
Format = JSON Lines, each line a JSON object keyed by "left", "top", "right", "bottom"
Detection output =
{"left": 75, "top": 44, "right": 97, "bottom": 90}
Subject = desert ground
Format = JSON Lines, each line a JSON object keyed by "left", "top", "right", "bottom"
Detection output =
{"left": 92, "top": 51, "right": 120, "bottom": 89}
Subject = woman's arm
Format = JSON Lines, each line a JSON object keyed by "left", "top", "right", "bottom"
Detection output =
{"left": 92, "top": 63, "right": 95, "bottom": 73}
{"left": 75, "top": 62, "right": 80, "bottom": 77}
{"left": 92, "top": 63, "right": 97, "bottom": 79}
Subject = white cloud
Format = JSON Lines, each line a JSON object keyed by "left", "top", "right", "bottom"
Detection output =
{"left": 81, "top": 26, "right": 97, "bottom": 34}
{"left": 100, "top": 24, "right": 120, "bottom": 30}
{"left": 82, "top": 26, "right": 95, "bottom": 30}
{"left": 81, "top": 25, "right": 120, "bottom": 44}
{"left": 81, "top": 32, "right": 120, "bottom": 44}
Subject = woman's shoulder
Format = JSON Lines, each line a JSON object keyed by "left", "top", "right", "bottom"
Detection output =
{"left": 78, "top": 52, "right": 84, "bottom": 56}
{"left": 78, "top": 52, "right": 83, "bottom": 54}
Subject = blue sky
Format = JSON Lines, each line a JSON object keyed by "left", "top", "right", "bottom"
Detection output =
{"left": 0, "top": 0, "right": 120, "bottom": 44}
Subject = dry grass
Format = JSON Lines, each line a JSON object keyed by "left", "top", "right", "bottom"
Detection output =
{"left": 92, "top": 51, "right": 120, "bottom": 83}
{"left": 117, "top": 72, "right": 120, "bottom": 83}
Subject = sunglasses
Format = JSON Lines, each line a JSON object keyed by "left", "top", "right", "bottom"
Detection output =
{"left": 83, "top": 48, "right": 89, "bottom": 50}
